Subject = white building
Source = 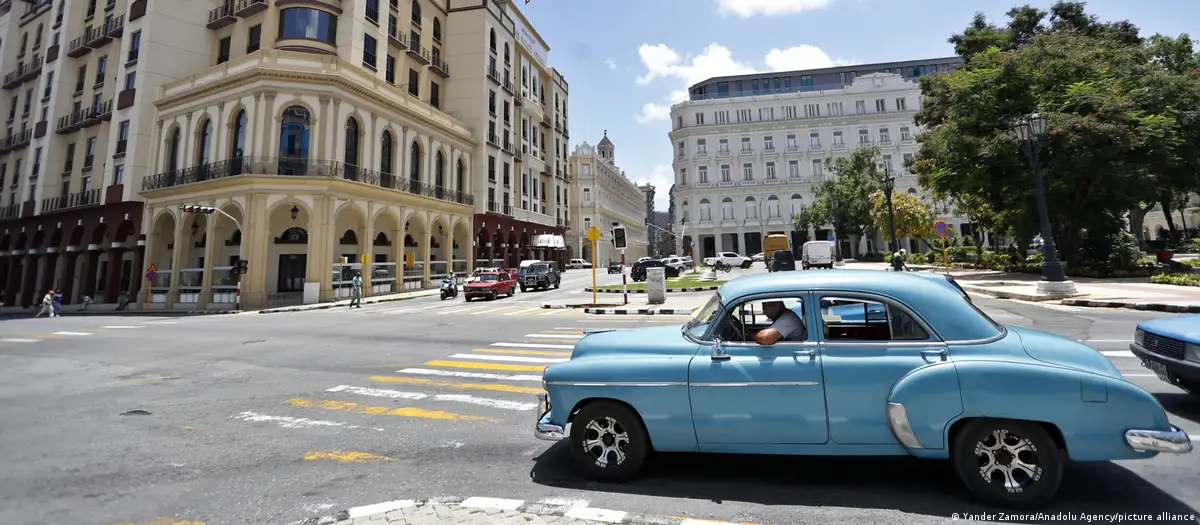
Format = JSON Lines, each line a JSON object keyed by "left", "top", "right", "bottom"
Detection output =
{"left": 566, "top": 133, "right": 649, "bottom": 264}
{"left": 668, "top": 57, "right": 967, "bottom": 259}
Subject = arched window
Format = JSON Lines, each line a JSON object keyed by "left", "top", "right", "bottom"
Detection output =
{"left": 456, "top": 159, "right": 465, "bottom": 192}
{"left": 409, "top": 141, "right": 422, "bottom": 184}
{"left": 230, "top": 109, "right": 246, "bottom": 156}
{"left": 767, "top": 195, "right": 780, "bottom": 217}
{"left": 790, "top": 193, "right": 803, "bottom": 215}
{"left": 721, "top": 197, "right": 734, "bottom": 220}
{"left": 434, "top": 150, "right": 445, "bottom": 189}
{"left": 34, "top": 25, "right": 42, "bottom": 48}
{"left": 279, "top": 106, "right": 312, "bottom": 174}
{"left": 19, "top": 33, "right": 27, "bottom": 54}
{"left": 344, "top": 117, "right": 361, "bottom": 179}
{"left": 166, "top": 127, "right": 181, "bottom": 171}
{"left": 196, "top": 118, "right": 212, "bottom": 165}
{"left": 410, "top": 0, "right": 421, "bottom": 25}
{"left": 489, "top": 29, "right": 496, "bottom": 51}
{"left": 699, "top": 198, "right": 711, "bottom": 221}
{"left": 381, "top": 131, "right": 394, "bottom": 175}
{"left": 744, "top": 196, "right": 757, "bottom": 219}
{"left": 432, "top": 18, "right": 442, "bottom": 41}
{"left": 503, "top": 43, "right": 510, "bottom": 63}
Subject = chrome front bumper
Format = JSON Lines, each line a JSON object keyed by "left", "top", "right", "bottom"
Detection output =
{"left": 534, "top": 393, "right": 564, "bottom": 441}
{"left": 1126, "top": 425, "right": 1193, "bottom": 453}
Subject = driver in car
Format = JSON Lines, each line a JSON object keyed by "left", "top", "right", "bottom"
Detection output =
{"left": 754, "top": 300, "right": 806, "bottom": 345}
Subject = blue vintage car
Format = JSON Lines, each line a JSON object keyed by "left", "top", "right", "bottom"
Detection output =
{"left": 1129, "top": 314, "right": 1200, "bottom": 396}
{"left": 534, "top": 270, "right": 1192, "bottom": 508}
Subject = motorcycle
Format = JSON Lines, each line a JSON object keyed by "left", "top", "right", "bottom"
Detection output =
{"left": 440, "top": 277, "right": 458, "bottom": 300}
{"left": 712, "top": 260, "right": 733, "bottom": 273}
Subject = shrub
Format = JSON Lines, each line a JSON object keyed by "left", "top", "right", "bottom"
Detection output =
{"left": 1150, "top": 273, "right": 1200, "bottom": 287}
{"left": 1109, "top": 231, "right": 1141, "bottom": 271}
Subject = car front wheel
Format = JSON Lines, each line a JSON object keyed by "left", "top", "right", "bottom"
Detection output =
{"left": 569, "top": 401, "right": 650, "bottom": 482}
{"left": 952, "top": 419, "right": 1063, "bottom": 509}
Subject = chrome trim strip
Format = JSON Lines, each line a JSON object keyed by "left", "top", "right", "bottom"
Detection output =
{"left": 534, "top": 393, "right": 564, "bottom": 441}
{"left": 722, "top": 341, "right": 820, "bottom": 348}
{"left": 545, "top": 381, "right": 686, "bottom": 387}
{"left": 1125, "top": 425, "right": 1193, "bottom": 453}
{"left": 822, "top": 341, "right": 948, "bottom": 348}
{"left": 886, "top": 402, "right": 924, "bottom": 449}
{"left": 690, "top": 381, "right": 820, "bottom": 387}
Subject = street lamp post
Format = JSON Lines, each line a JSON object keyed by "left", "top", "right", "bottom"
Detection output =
{"left": 879, "top": 161, "right": 901, "bottom": 271}
{"left": 1013, "top": 113, "right": 1075, "bottom": 294}
{"left": 830, "top": 199, "right": 842, "bottom": 262}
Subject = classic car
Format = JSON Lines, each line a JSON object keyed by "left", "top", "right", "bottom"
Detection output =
{"left": 607, "top": 261, "right": 623, "bottom": 274}
{"left": 521, "top": 262, "right": 561, "bottom": 292}
{"left": 463, "top": 271, "right": 516, "bottom": 301}
{"left": 535, "top": 270, "right": 1192, "bottom": 508}
{"left": 1129, "top": 314, "right": 1200, "bottom": 396}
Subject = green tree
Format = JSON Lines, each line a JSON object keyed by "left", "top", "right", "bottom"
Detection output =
{"left": 868, "top": 191, "right": 937, "bottom": 249}
{"left": 791, "top": 206, "right": 814, "bottom": 241}
{"left": 810, "top": 146, "right": 883, "bottom": 245}
{"left": 913, "top": 1, "right": 1200, "bottom": 264}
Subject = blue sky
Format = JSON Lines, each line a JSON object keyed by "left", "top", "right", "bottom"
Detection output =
{"left": 516, "top": 0, "right": 1198, "bottom": 210}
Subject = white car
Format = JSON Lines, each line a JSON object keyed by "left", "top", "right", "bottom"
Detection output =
{"left": 702, "top": 252, "right": 752, "bottom": 268}
{"left": 661, "top": 256, "right": 687, "bottom": 271}
{"left": 567, "top": 258, "right": 592, "bottom": 269}
{"left": 751, "top": 252, "right": 765, "bottom": 262}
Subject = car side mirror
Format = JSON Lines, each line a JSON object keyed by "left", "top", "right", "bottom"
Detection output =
{"left": 711, "top": 336, "right": 730, "bottom": 360}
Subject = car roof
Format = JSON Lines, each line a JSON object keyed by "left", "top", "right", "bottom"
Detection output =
{"left": 718, "top": 270, "right": 998, "bottom": 341}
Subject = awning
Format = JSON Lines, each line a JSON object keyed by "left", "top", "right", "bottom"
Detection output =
{"left": 532, "top": 234, "right": 566, "bottom": 248}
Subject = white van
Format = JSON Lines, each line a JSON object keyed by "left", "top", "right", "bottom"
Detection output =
{"left": 801, "top": 241, "right": 835, "bottom": 269}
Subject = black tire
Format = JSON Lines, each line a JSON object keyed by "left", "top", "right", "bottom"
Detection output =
{"left": 490, "top": 290, "right": 498, "bottom": 301}
{"left": 554, "top": 282, "right": 560, "bottom": 289}
{"left": 465, "top": 296, "right": 472, "bottom": 302}
{"left": 569, "top": 401, "right": 651, "bottom": 482}
{"left": 520, "top": 285, "right": 526, "bottom": 293}
{"left": 952, "top": 419, "right": 1063, "bottom": 509}
{"left": 507, "top": 288, "right": 514, "bottom": 297}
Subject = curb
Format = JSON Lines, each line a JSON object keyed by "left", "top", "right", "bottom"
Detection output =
{"left": 293, "top": 495, "right": 761, "bottom": 525}
{"left": 1060, "top": 299, "right": 1200, "bottom": 313}
{"left": 959, "top": 285, "right": 1067, "bottom": 302}
{"left": 257, "top": 291, "right": 439, "bottom": 314}
{"left": 584, "top": 286, "right": 720, "bottom": 293}
{"left": 583, "top": 308, "right": 693, "bottom": 315}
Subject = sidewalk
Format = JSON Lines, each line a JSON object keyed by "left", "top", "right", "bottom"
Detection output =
{"left": 942, "top": 270, "right": 1200, "bottom": 313}
{"left": 542, "top": 291, "right": 712, "bottom": 315}
{"left": 257, "top": 288, "right": 441, "bottom": 314}
{"left": 294, "top": 495, "right": 766, "bottom": 525}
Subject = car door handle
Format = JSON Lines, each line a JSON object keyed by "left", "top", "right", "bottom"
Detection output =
{"left": 922, "top": 349, "right": 947, "bottom": 358}
{"left": 793, "top": 349, "right": 816, "bottom": 357}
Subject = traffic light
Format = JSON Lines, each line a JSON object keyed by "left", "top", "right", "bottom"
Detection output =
{"left": 180, "top": 205, "right": 216, "bottom": 214}
{"left": 235, "top": 259, "right": 248, "bottom": 275}
{"left": 613, "top": 226, "right": 627, "bottom": 249}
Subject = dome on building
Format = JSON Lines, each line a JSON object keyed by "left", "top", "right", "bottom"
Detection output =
{"left": 598, "top": 131, "right": 613, "bottom": 147}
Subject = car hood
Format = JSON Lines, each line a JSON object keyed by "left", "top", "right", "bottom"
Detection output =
{"left": 464, "top": 281, "right": 498, "bottom": 287}
{"left": 570, "top": 325, "right": 699, "bottom": 360}
{"left": 1007, "top": 325, "right": 1122, "bottom": 379}
{"left": 1138, "top": 315, "right": 1200, "bottom": 344}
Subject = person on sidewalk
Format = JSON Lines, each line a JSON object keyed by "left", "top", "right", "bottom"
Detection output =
{"left": 77, "top": 295, "right": 93, "bottom": 311}
{"left": 348, "top": 272, "right": 363, "bottom": 308}
{"left": 52, "top": 290, "right": 63, "bottom": 316}
{"left": 35, "top": 289, "right": 57, "bottom": 318}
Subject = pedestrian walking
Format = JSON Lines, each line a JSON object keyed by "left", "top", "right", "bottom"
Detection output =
{"left": 348, "top": 272, "right": 363, "bottom": 308}
{"left": 35, "top": 289, "right": 56, "bottom": 318}
{"left": 77, "top": 295, "right": 92, "bottom": 311}
{"left": 52, "top": 290, "right": 63, "bottom": 316}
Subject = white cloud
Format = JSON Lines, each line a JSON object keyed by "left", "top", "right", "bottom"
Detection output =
{"left": 605, "top": 58, "right": 617, "bottom": 70}
{"left": 716, "top": 0, "right": 834, "bottom": 17}
{"left": 633, "top": 43, "right": 854, "bottom": 125}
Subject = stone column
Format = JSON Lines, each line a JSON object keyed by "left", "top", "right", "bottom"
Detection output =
{"left": 167, "top": 214, "right": 185, "bottom": 307}
{"left": 315, "top": 96, "right": 330, "bottom": 160}
{"left": 361, "top": 203, "right": 375, "bottom": 297}
{"left": 60, "top": 249, "right": 79, "bottom": 304}
{"left": 442, "top": 223, "right": 453, "bottom": 277}
{"left": 104, "top": 245, "right": 127, "bottom": 304}
{"left": 197, "top": 215, "right": 219, "bottom": 308}
{"left": 40, "top": 250, "right": 59, "bottom": 297}
{"left": 82, "top": 248, "right": 101, "bottom": 303}
{"left": 420, "top": 229, "right": 431, "bottom": 288}
{"left": 20, "top": 252, "right": 39, "bottom": 307}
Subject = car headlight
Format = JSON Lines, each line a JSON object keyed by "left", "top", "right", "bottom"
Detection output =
{"left": 1135, "top": 329, "right": 1144, "bottom": 346}
{"left": 1186, "top": 343, "right": 1200, "bottom": 363}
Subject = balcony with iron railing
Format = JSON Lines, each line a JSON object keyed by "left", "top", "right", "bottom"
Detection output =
{"left": 105, "top": 14, "right": 125, "bottom": 38}
{"left": 388, "top": 26, "right": 409, "bottom": 50}
{"left": 0, "top": 129, "right": 33, "bottom": 153}
{"left": 41, "top": 188, "right": 102, "bottom": 213}
{"left": 141, "top": 157, "right": 475, "bottom": 207}
{"left": 233, "top": 0, "right": 267, "bottom": 17}
{"left": 406, "top": 45, "right": 430, "bottom": 65}
{"left": 429, "top": 55, "right": 450, "bottom": 78}
{"left": 486, "top": 65, "right": 500, "bottom": 84}
{"left": 539, "top": 115, "right": 551, "bottom": 129}
{"left": 0, "top": 203, "right": 20, "bottom": 221}
{"left": 502, "top": 77, "right": 515, "bottom": 95}
{"left": 2, "top": 55, "right": 43, "bottom": 89}
{"left": 208, "top": 1, "right": 236, "bottom": 29}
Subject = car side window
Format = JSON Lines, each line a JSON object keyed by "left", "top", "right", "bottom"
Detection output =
{"left": 715, "top": 296, "right": 808, "bottom": 344}
{"left": 820, "top": 296, "right": 930, "bottom": 342}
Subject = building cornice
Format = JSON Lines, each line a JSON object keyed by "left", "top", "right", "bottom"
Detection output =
{"left": 668, "top": 111, "right": 919, "bottom": 140}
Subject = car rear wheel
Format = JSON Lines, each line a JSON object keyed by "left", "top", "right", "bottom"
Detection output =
{"left": 569, "top": 401, "right": 650, "bottom": 482}
{"left": 520, "top": 285, "right": 527, "bottom": 293}
{"left": 952, "top": 418, "right": 1062, "bottom": 508}
{"left": 490, "top": 290, "right": 497, "bottom": 301}
{"left": 507, "top": 288, "right": 515, "bottom": 297}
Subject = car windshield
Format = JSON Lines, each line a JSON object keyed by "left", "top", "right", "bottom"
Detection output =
{"left": 685, "top": 292, "right": 723, "bottom": 337}
{"left": 478, "top": 274, "right": 498, "bottom": 282}
{"left": 529, "top": 264, "right": 548, "bottom": 273}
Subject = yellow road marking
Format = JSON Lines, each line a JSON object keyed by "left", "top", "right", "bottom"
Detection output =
{"left": 29, "top": 334, "right": 66, "bottom": 339}
{"left": 182, "top": 426, "right": 198, "bottom": 430}
{"left": 519, "top": 309, "right": 553, "bottom": 316}
{"left": 473, "top": 348, "right": 571, "bottom": 356}
{"left": 303, "top": 450, "right": 395, "bottom": 463}
{"left": 368, "top": 375, "right": 544, "bottom": 395}
{"left": 287, "top": 398, "right": 499, "bottom": 421}
{"left": 425, "top": 359, "right": 546, "bottom": 372}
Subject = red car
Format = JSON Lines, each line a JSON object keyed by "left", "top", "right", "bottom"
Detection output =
{"left": 463, "top": 271, "right": 517, "bottom": 301}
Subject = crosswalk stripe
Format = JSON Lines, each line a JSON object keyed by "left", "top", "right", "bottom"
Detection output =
{"left": 392, "top": 368, "right": 542, "bottom": 382}
{"left": 474, "top": 348, "right": 572, "bottom": 357}
{"left": 369, "top": 375, "right": 544, "bottom": 394}
{"left": 491, "top": 342, "right": 575, "bottom": 349}
{"left": 448, "top": 353, "right": 568, "bottom": 364}
{"left": 503, "top": 307, "right": 544, "bottom": 316}
{"left": 52, "top": 332, "right": 94, "bottom": 336}
{"left": 425, "top": 360, "right": 546, "bottom": 372}
{"left": 537, "top": 309, "right": 573, "bottom": 316}
{"left": 525, "top": 333, "right": 583, "bottom": 339}
{"left": 470, "top": 306, "right": 522, "bottom": 315}
{"left": 439, "top": 305, "right": 494, "bottom": 315}
{"left": 1, "top": 338, "right": 40, "bottom": 343}
{"left": 102, "top": 325, "right": 146, "bottom": 329}
{"left": 326, "top": 385, "right": 537, "bottom": 411}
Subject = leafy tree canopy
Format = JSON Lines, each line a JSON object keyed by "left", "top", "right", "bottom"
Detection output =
{"left": 868, "top": 190, "right": 937, "bottom": 245}
{"left": 810, "top": 146, "right": 883, "bottom": 238}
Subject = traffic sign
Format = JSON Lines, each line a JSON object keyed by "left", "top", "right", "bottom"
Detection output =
{"left": 934, "top": 221, "right": 948, "bottom": 235}
{"left": 145, "top": 270, "right": 158, "bottom": 281}
{"left": 361, "top": 253, "right": 370, "bottom": 264}
{"left": 586, "top": 225, "right": 601, "bottom": 242}
{"left": 147, "top": 263, "right": 158, "bottom": 272}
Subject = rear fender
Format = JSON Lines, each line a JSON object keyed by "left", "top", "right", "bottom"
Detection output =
{"left": 887, "top": 361, "right": 963, "bottom": 452}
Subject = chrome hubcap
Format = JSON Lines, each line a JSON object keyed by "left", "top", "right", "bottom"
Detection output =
{"left": 975, "top": 429, "right": 1042, "bottom": 493}
{"left": 582, "top": 416, "right": 629, "bottom": 468}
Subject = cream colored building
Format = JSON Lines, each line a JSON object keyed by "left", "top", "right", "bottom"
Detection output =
{"left": 566, "top": 133, "right": 649, "bottom": 265}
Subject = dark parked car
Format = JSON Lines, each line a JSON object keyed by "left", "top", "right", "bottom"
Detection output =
{"left": 770, "top": 250, "right": 797, "bottom": 272}
{"left": 521, "top": 262, "right": 561, "bottom": 292}
{"left": 630, "top": 259, "right": 681, "bottom": 282}
{"left": 608, "top": 261, "right": 623, "bottom": 274}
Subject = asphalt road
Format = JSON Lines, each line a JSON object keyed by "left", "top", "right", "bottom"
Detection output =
{"left": 1, "top": 270, "right": 1198, "bottom": 525}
